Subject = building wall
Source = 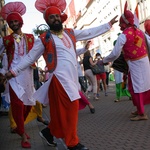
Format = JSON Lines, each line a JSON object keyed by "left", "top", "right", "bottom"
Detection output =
{"left": 64, "top": 0, "right": 150, "bottom": 57}
{"left": 0, "top": 0, "right": 8, "bottom": 37}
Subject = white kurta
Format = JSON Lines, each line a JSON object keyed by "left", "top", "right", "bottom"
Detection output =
{"left": 0, "top": 36, "right": 36, "bottom": 105}
{"left": 103, "top": 33, "right": 150, "bottom": 93}
{"left": 11, "top": 23, "right": 111, "bottom": 104}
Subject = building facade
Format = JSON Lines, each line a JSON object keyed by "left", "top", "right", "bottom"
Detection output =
{"left": 64, "top": 0, "right": 150, "bottom": 57}
{"left": 0, "top": 0, "right": 8, "bottom": 37}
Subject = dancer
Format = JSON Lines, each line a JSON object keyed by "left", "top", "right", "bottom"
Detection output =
{"left": 114, "top": 70, "right": 131, "bottom": 102}
{"left": 0, "top": 2, "right": 36, "bottom": 148}
{"left": 102, "top": 1, "right": 150, "bottom": 121}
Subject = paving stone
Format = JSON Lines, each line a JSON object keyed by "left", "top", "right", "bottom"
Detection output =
{"left": 1, "top": 81, "right": 150, "bottom": 150}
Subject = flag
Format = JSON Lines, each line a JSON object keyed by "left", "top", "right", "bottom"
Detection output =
{"left": 134, "top": 4, "right": 139, "bottom": 28}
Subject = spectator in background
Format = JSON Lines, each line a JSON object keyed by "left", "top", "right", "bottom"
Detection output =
{"left": 77, "top": 58, "right": 95, "bottom": 114}
{"left": 83, "top": 50, "right": 98, "bottom": 100}
{"left": 77, "top": 59, "right": 87, "bottom": 93}
{"left": 33, "top": 66, "right": 49, "bottom": 125}
{"left": 0, "top": 52, "right": 9, "bottom": 114}
{"left": 95, "top": 53, "right": 108, "bottom": 97}
{"left": 33, "top": 66, "right": 42, "bottom": 90}
{"left": 104, "top": 62, "right": 111, "bottom": 87}
{"left": 38, "top": 67, "right": 45, "bottom": 84}
{"left": 0, "top": 73, "right": 7, "bottom": 114}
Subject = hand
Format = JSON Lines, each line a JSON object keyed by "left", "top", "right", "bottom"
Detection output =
{"left": 110, "top": 15, "right": 118, "bottom": 25}
{"left": 5, "top": 71, "right": 14, "bottom": 80}
{"left": 0, "top": 73, "right": 6, "bottom": 84}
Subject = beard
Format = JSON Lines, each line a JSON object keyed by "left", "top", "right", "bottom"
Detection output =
{"left": 9, "top": 23, "right": 22, "bottom": 32}
{"left": 49, "top": 21, "right": 63, "bottom": 32}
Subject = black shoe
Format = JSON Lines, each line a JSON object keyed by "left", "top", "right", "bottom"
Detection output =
{"left": 90, "top": 108, "right": 95, "bottom": 114}
{"left": 39, "top": 127, "right": 57, "bottom": 147}
{"left": 37, "top": 117, "right": 49, "bottom": 125}
{"left": 68, "top": 143, "right": 89, "bottom": 150}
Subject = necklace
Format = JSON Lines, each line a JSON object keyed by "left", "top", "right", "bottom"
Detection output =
{"left": 13, "top": 33, "right": 25, "bottom": 56}
{"left": 13, "top": 33, "right": 24, "bottom": 43}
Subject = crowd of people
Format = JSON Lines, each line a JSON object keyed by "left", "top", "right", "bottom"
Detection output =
{"left": 0, "top": 0, "right": 150, "bottom": 149}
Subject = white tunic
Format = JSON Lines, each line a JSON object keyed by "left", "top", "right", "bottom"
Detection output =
{"left": 10, "top": 23, "right": 111, "bottom": 104}
{"left": 0, "top": 36, "right": 36, "bottom": 105}
{"left": 103, "top": 33, "right": 150, "bottom": 93}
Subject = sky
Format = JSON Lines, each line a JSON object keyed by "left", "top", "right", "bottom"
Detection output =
{"left": 5, "top": 0, "right": 71, "bottom": 34}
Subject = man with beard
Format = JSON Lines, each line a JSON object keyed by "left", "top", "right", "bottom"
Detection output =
{"left": 102, "top": 2, "right": 150, "bottom": 121}
{"left": 0, "top": 2, "right": 35, "bottom": 148}
{"left": 5, "top": 0, "right": 118, "bottom": 149}
{"left": 0, "top": 1, "right": 47, "bottom": 148}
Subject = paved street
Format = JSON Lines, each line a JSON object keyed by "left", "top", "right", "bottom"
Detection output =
{"left": 1, "top": 81, "right": 150, "bottom": 150}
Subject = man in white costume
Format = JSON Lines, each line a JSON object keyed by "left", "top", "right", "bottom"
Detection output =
{"left": 103, "top": 2, "right": 150, "bottom": 121}
{"left": 0, "top": 2, "right": 37, "bottom": 148}
{"left": 5, "top": 0, "right": 118, "bottom": 149}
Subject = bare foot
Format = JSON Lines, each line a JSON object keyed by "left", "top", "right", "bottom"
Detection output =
{"left": 22, "top": 133, "right": 28, "bottom": 142}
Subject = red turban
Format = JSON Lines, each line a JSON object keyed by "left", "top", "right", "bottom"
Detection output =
{"left": 144, "top": 19, "right": 150, "bottom": 35}
{"left": 44, "top": 6, "right": 61, "bottom": 22}
{"left": 119, "top": 1, "right": 134, "bottom": 25}
{"left": 60, "top": 13, "right": 68, "bottom": 23}
{"left": 7, "top": 13, "right": 23, "bottom": 26}
{"left": 0, "top": 2, "right": 26, "bottom": 26}
{"left": 35, "top": 0, "right": 67, "bottom": 23}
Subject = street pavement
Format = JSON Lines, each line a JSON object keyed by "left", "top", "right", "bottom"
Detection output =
{"left": 1, "top": 81, "right": 150, "bottom": 150}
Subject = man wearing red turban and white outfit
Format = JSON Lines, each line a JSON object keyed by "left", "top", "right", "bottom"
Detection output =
{"left": 5, "top": 0, "right": 118, "bottom": 149}
{"left": 0, "top": 2, "right": 37, "bottom": 148}
{"left": 103, "top": 1, "right": 150, "bottom": 121}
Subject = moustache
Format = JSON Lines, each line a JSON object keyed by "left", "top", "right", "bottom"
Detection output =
{"left": 12, "top": 23, "right": 22, "bottom": 28}
{"left": 53, "top": 20, "right": 61, "bottom": 24}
